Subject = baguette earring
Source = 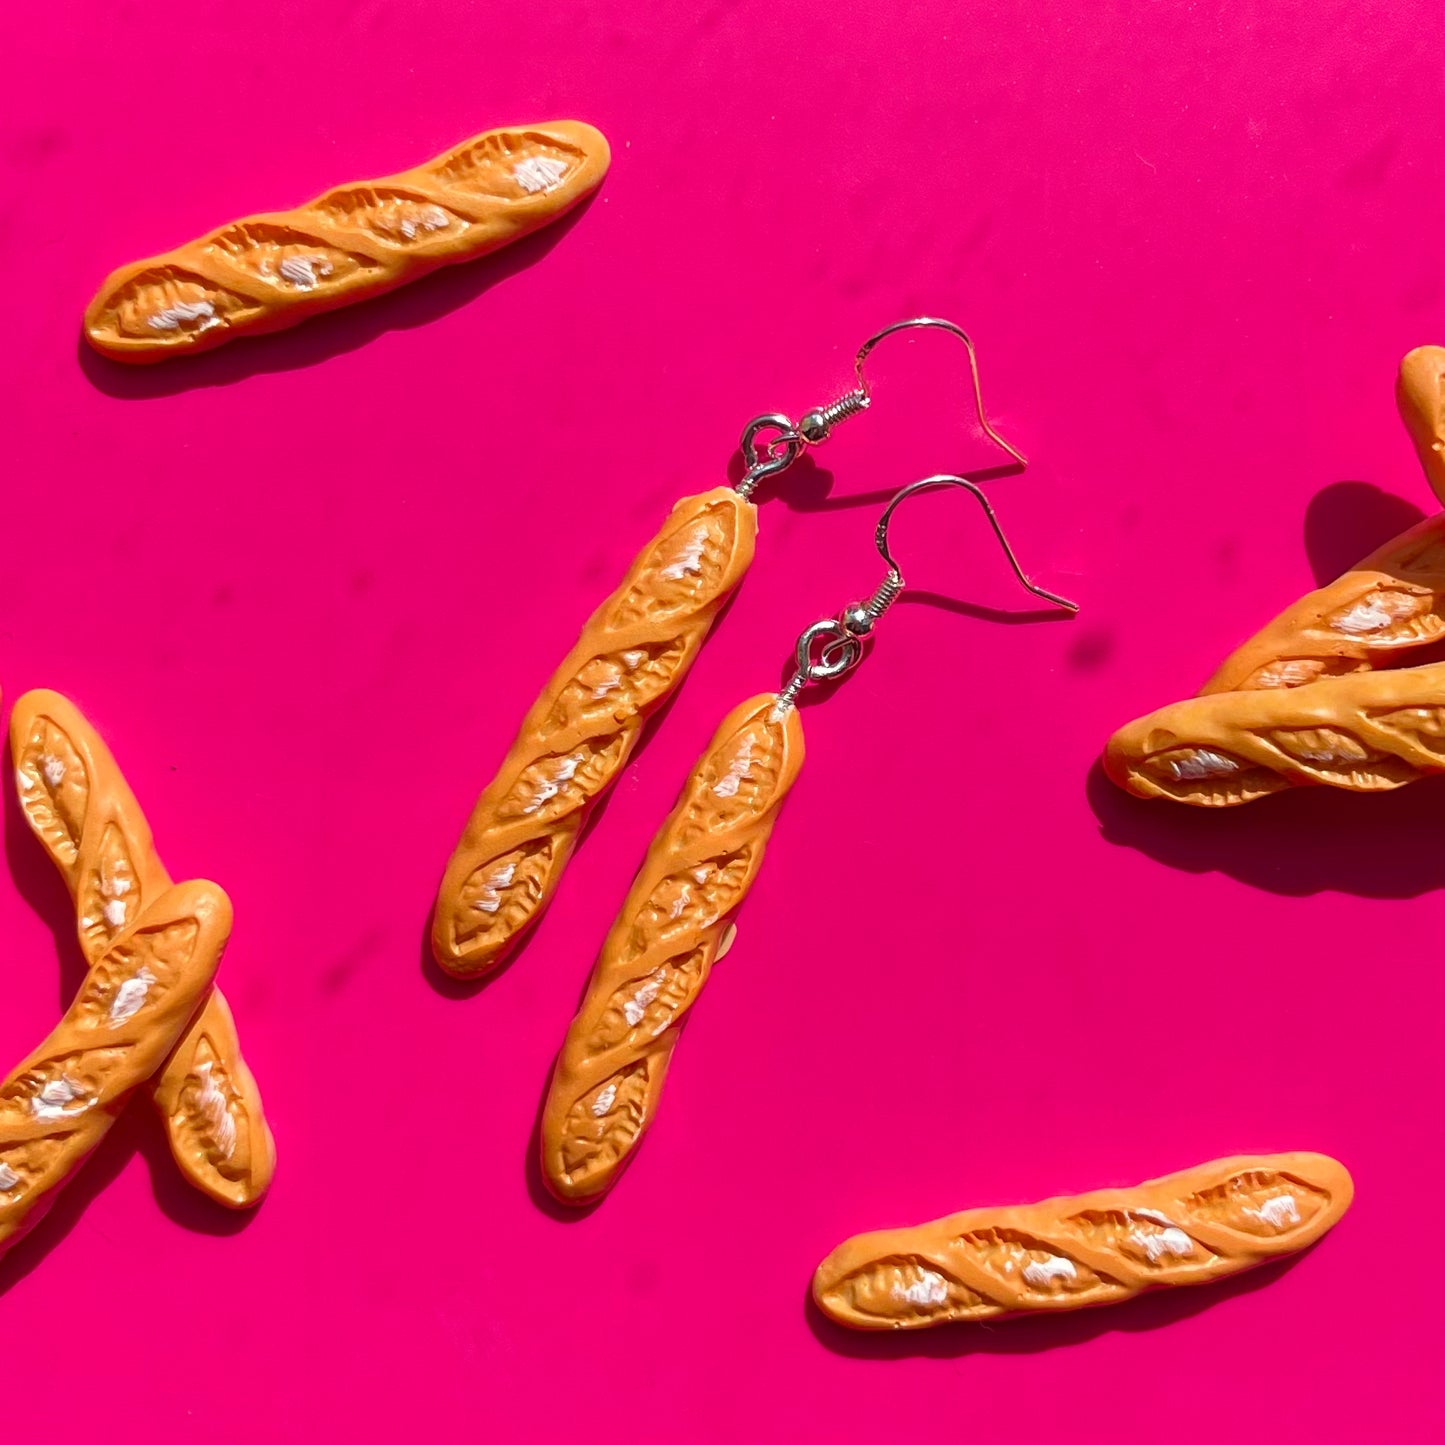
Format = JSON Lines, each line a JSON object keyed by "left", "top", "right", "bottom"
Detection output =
{"left": 431, "top": 318, "right": 1028, "bottom": 979}
{"left": 539, "top": 475, "right": 1078, "bottom": 1204}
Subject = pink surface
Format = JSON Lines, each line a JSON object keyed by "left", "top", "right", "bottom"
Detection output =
{"left": 1, "top": 2, "right": 1442, "bottom": 1441}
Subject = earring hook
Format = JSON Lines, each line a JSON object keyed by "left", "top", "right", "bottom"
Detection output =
{"left": 771, "top": 474, "right": 1078, "bottom": 720}
{"left": 867, "top": 475, "right": 1079, "bottom": 620}
{"left": 736, "top": 314, "right": 1027, "bottom": 497}
{"left": 851, "top": 317, "right": 1028, "bottom": 470}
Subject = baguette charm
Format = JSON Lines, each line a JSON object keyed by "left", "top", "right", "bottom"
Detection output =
{"left": 540, "top": 694, "right": 804, "bottom": 1203}
{"left": 813, "top": 1153, "right": 1352, "bottom": 1330}
{"left": 10, "top": 691, "right": 275, "bottom": 1208}
{"left": 432, "top": 488, "right": 758, "bottom": 978}
{"left": 0, "top": 881, "right": 230, "bottom": 1259}
{"left": 1104, "top": 660, "right": 1445, "bottom": 804}
{"left": 83, "top": 120, "right": 609, "bottom": 362}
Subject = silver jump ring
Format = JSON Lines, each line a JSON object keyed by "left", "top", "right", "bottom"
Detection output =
{"left": 794, "top": 618, "right": 863, "bottom": 683}
{"left": 737, "top": 414, "right": 803, "bottom": 498}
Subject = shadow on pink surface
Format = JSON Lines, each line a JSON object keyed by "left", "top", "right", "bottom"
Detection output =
{"left": 803, "top": 1250, "right": 1310, "bottom": 1359}
{"left": 75, "top": 200, "right": 597, "bottom": 399}
{"left": 897, "top": 591, "right": 1080, "bottom": 629}
{"left": 0, "top": 1101, "right": 259, "bottom": 1300}
{"left": 1087, "top": 759, "right": 1445, "bottom": 900}
{"left": 1302, "top": 480, "right": 1428, "bottom": 585}
{"left": 731, "top": 449, "right": 1030, "bottom": 513}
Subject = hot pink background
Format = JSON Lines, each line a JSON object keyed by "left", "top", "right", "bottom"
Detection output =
{"left": 1, "top": 2, "right": 1442, "bottom": 1441}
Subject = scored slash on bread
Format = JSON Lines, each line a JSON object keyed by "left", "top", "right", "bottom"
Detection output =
{"left": 539, "top": 694, "right": 804, "bottom": 1204}
{"left": 1105, "top": 349, "right": 1445, "bottom": 806}
{"left": 83, "top": 120, "right": 610, "bottom": 362}
{"left": 0, "top": 880, "right": 230, "bottom": 1259}
{"left": 432, "top": 488, "right": 758, "bottom": 979}
{"left": 812, "top": 1153, "right": 1352, "bottom": 1330}
{"left": 9, "top": 691, "right": 275, "bottom": 1209}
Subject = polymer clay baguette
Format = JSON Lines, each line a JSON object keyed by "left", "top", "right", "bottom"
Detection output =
{"left": 432, "top": 489, "right": 758, "bottom": 978}
{"left": 540, "top": 693, "right": 803, "bottom": 1203}
{"left": 1103, "top": 660, "right": 1445, "bottom": 804}
{"left": 84, "top": 120, "right": 609, "bottom": 361}
{"left": 0, "top": 881, "right": 229, "bottom": 1259}
{"left": 813, "top": 1153, "right": 1351, "bottom": 1330}
{"left": 11, "top": 692, "right": 275, "bottom": 1208}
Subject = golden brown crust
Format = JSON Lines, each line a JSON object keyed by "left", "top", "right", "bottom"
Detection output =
{"left": 83, "top": 120, "right": 609, "bottom": 362}
{"left": 540, "top": 694, "right": 804, "bottom": 1204}
{"left": 813, "top": 1153, "right": 1352, "bottom": 1330}
{"left": 0, "top": 881, "right": 229, "bottom": 1258}
{"left": 1200, "top": 512, "right": 1445, "bottom": 693}
{"left": 432, "top": 489, "right": 759, "bottom": 978}
{"left": 1103, "top": 661, "right": 1445, "bottom": 804}
{"left": 1397, "top": 345, "right": 1445, "bottom": 504}
{"left": 9, "top": 691, "right": 274, "bottom": 1207}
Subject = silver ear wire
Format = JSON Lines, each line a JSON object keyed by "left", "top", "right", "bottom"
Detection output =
{"left": 848, "top": 317, "right": 1028, "bottom": 470}
{"left": 771, "top": 474, "right": 1078, "bottom": 719}
{"left": 867, "top": 474, "right": 1080, "bottom": 618}
{"left": 735, "top": 315, "right": 1027, "bottom": 497}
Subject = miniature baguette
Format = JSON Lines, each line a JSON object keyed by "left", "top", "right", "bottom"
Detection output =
{"left": 1199, "top": 511, "right": 1445, "bottom": 693}
{"left": 1397, "top": 345, "right": 1445, "bottom": 504}
{"left": 813, "top": 1153, "right": 1352, "bottom": 1330}
{"left": 432, "top": 489, "right": 758, "bottom": 978}
{"left": 83, "top": 120, "right": 609, "bottom": 362}
{"left": 10, "top": 692, "right": 275, "bottom": 1208}
{"left": 540, "top": 694, "right": 804, "bottom": 1203}
{"left": 0, "top": 881, "right": 229, "bottom": 1260}
{"left": 1103, "top": 660, "right": 1445, "bottom": 805}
